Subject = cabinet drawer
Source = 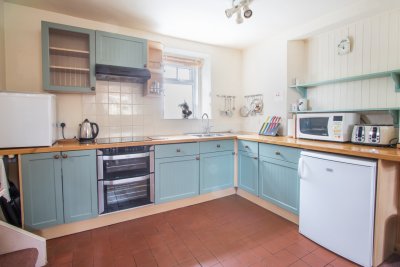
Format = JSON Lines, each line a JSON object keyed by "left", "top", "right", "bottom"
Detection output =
{"left": 155, "top": 143, "right": 199, "bottom": 158}
{"left": 200, "top": 140, "right": 234, "bottom": 154}
{"left": 238, "top": 140, "right": 258, "bottom": 154}
{"left": 259, "top": 143, "right": 301, "bottom": 163}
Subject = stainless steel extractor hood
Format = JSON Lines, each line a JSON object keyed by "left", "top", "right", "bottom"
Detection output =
{"left": 96, "top": 64, "right": 151, "bottom": 83}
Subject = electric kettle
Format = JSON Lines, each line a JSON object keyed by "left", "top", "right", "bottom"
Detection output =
{"left": 79, "top": 118, "right": 99, "bottom": 143}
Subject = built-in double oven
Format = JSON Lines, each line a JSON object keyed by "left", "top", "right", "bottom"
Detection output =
{"left": 97, "top": 146, "right": 154, "bottom": 214}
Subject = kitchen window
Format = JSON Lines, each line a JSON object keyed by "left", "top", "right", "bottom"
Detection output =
{"left": 163, "top": 50, "right": 211, "bottom": 119}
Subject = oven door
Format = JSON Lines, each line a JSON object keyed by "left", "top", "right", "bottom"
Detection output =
{"left": 100, "top": 152, "right": 150, "bottom": 181}
{"left": 98, "top": 174, "right": 154, "bottom": 214}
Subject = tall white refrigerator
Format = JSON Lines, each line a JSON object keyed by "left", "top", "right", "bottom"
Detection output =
{"left": 298, "top": 151, "right": 376, "bottom": 267}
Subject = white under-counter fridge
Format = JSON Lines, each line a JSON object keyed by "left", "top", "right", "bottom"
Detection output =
{"left": 298, "top": 151, "right": 376, "bottom": 267}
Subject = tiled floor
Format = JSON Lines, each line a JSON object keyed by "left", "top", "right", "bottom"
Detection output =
{"left": 46, "top": 195, "right": 360, "bottom": 267}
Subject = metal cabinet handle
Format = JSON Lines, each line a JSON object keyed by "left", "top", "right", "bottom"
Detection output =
{"left": 62, "top": 154, "right": 68, "bottom": 159}
{"left": 217, "top": 144, "right": 221, "bottom": 148}
{"left": 90, "top": 86, "right": 95, "bottom": 91}
{"left": 275, "top": 151, "right": 281, "bottom": 155}
{"left": 253, "top": 157, "right": 258, "bottom": 160}
{"left": 196, "top": 156, "right": 200, "bottom": 160}
{"left": 176, "top": 148, "right": 181, "bottom": 153}
{"left": 245, "top": 145, "right": 249, "bottom": 149}
{"left": 54, "top": 154, "right": 60, "bottom": 159}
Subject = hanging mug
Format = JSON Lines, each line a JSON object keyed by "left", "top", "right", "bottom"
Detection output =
{"left": 298, "top": 98, "right": 308, "bottom": 111}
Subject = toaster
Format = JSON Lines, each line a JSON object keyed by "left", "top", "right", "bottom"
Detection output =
{"left": 351, "top": 125, "right": 398, "bottom": 146}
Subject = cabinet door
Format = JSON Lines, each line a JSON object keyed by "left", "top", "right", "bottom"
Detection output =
{"left": 96, "top": 31, "right": 147, "bottom": 69}
{"left": 155, "top": 155, "right": 199, "bottom": 204}
{"left": 42, "top": 21, "right": 96, "bottom": 93}
{"left": 200, "top": 151, "right": 234, "bottom": 194}
{"left": 238, "top": 151, "right": 259, "bottom": 196}
{"left": 259, "top": 156, "right": 299, "bottom": 214}
{"left": 61, "top": 150, "right": 98, "bottom": 223}
{"left": 21, "top": 153, "right": 63, "bottom": 230}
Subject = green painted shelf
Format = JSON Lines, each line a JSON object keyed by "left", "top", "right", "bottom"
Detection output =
{"left": 289, "top": 69, "right": 400, "bottom": 97}
{"left": 291, "top": 108, "right": 400, "bottom": 126}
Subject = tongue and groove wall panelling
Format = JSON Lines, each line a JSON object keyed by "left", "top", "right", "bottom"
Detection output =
{"left": 305, "top": 9, "right": 400, "bottom": 111}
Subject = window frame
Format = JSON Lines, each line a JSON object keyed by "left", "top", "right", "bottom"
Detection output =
{"left": 163, "top": 59, "right": 200, "bottom": 119}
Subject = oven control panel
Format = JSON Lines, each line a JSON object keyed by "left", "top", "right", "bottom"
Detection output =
{"left": 98, "top": 146, "right": 150, "bottom": 156}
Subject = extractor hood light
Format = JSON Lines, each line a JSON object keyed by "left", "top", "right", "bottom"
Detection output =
{"left": 243, "top": 5, "right": 253, "bottom": 18}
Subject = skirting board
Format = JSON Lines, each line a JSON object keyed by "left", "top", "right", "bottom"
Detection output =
{"left": 36, "top": 188, "right": 236, "bottom": 239}
{"left": 236, "top": 188, "right": 299, "bottom": 225}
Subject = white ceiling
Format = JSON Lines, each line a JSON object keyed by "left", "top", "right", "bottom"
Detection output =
{"left": 7, "top": 0, "right": 363, "bottom": 49}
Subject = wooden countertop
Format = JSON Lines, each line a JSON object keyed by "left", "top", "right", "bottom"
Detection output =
{"left": 1, "top": 134, "right": 400, "bottom": 162}
{"left": 240, "top": 135, "right": 400, "bottom": 162}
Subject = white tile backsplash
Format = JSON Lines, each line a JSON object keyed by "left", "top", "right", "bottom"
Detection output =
{"left": 83, "top": 81, "right": 148, "bottom": 138}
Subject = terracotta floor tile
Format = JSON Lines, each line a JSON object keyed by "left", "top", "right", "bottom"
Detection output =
{"left": 312, "top": 247, "right": 337, "bottom": 263}
{"left": 328, "top": 257, "right": 359, "bottom": 267}
{"left": 195, "top": 251, "right": 220, "bottom": 267}
{"left": 72, "top": 257, "right": 94, "bottom": 267}
{"left": 114, "top": 255, "right": 136, "bottom": 267}
{"left": 273, "top": 249, "right": 298, "bottom": 266}
{"left": 290, "top": 260, "right": 311, "bottom": 267}
{"left": 302, "top": 252, "right": 328, "bottom": 267}
{"left": 178, "top": 257, "right": 201, "bottom": 267}
{"left": 286, "top": 243, "right": 312, "bottom": 258}
{"left": 133, "top": 250, "right": 157, "bottom": 267}
{"left": 47, "top": 195, "right": 398, "bottom": 267}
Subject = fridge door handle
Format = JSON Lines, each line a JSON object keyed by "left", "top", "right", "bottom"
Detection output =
{"left": 298, "top": 157, "right": 304, "bottom": 178}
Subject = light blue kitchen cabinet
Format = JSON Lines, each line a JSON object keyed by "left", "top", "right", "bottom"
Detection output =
{"left": 21, "top": 150, "right": 98, "bottom": 230}
{"left": 200, "top": 151, "right": 234, "bottom": 194}
{"left": 155, "top": 155, "right": 200, "bottom": 204}
{"left": 238, "top": 151, "right": 259, "bottom": 196}
{"left": 96, "top": 31, "right": 148, "bottom": 69}
{"left": 21, "top": 152, "right": 64, "bottom": 230}
{"left": 61, "top": 150, "right": 98, "bottom": 223}
{"left": 259, "top": 156, "right": 300, "bottom": 214}
{"left": 41, "top": 21, "right": 96, "bottom": 93}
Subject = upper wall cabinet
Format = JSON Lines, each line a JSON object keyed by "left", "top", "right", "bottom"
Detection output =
{"left": 41, "top": 21, "right": 96, "bottom": 93}
{"left": 95, "top": 31, "right": 148, "bottom": 69}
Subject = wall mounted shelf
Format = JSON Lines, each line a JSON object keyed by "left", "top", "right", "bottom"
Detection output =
{"left": 291, "top": 108, "right": 400, "bottom": 126}
{"left": 289, "top": 69, "right": 400, "bottom": 97}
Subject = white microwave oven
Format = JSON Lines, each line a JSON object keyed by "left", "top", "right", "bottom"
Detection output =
{"left": 0, "top": 92, "right": 57, "bottom": 148}
{"left": 296, "top": 113, "right": 360, "bottom": 142}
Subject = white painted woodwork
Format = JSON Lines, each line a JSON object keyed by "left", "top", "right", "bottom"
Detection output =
{"left": 304, "top": 9, "right": 400, "bottom": 110}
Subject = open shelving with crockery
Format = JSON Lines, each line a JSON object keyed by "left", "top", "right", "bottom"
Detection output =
{"left": 42, "top": 22, "right": 96, "bottom": 93}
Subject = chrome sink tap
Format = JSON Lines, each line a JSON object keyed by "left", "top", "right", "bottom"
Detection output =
{"left": 202, "top": 113, "right": 211, "bottom": 135}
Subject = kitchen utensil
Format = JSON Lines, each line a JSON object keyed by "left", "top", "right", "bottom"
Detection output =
{"left": 232, "top": 97, "right": 236, "bottom": 110}
{"left": 79, "top": 118, "right": 99, "bottom": 143}
{"left": 240, "top": 106, "right": 250, "bottom": 117}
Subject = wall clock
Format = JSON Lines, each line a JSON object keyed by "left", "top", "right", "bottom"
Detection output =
{"left": 337, "top": 37, "right": 351, "bottom": 55}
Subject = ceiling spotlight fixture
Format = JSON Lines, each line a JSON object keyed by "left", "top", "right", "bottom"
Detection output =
{"left": 236, "top": 11, "right": 243, "bottom": 24}
{"left": 243, "top": 5, "right": 252, "bottom": 19}
{"left": 225, "top": 0, "right": 253, "bottom": 24}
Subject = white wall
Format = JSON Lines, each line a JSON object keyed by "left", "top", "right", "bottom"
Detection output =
{"left": 241, "top": 1, "right": 400, "bottom": 134}
{"left": 305, "top": 9, "right": 400, "bottom": 111}
{"left": 241, "top": 38, "right": 288, "bottom": 134}
{"left": 4, "top": 3, "right": 243, "bottom": 138}
{"left": 0, "top": 0, "right": 5, "bottom": 90}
